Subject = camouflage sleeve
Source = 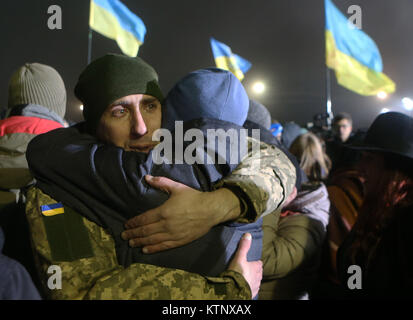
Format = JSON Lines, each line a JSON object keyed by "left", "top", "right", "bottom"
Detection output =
{"left": 86, "top": 267, "right": 251, "bottom": 300}
{"left": 214, "top": 137, "right": 296, "bottom": 223}
{"left": 25, "top": 187, "right": 251, "bottom": 300}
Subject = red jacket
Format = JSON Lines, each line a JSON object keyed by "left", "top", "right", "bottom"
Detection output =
{"left": 0, "top": 116, "right": 62, "bottom": 136}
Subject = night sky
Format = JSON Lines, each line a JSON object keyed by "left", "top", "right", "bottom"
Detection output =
{"left": 1, "top": 0, "right": 412, "bottom": 130}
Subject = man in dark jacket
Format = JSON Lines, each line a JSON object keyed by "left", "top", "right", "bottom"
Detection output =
{"left": 325, "top": 112, "right": 361, "bottom": 174}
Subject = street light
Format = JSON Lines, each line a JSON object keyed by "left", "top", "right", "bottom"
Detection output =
{"left": 252, "top": 82, "right": 265, "bottom": 94}
{"left": 402, "top": 97, "right": 413, "bottom": 111}
{"left": 377, "top": 91, "right": 388, "bottom": 100}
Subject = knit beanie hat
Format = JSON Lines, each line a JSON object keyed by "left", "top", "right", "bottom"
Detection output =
{"left": 281, "top": 122, "right": 304, "bottom": 149}
{"left": 247, "top": 99, "right": 271, "bottom": 130}
{"left": 8, "top": 63, "right": 67, "bottom": 119}
{"left": 163, "top": 68, "right": 249, "bottom": 130}
{"left": 75, "top": 53, "right": 164, "bottom": 133}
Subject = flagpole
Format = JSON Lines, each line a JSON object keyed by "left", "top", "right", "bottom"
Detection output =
{"left": 324, "top": 0, "right": 333, "bottom": 130}
{"left": 87, "top": 28, "right": 93, "bottom": 65}
{"left": 326, "top": 66, "right": 333, "bottom": 129}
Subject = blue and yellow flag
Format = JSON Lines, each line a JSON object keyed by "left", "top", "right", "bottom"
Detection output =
{"left": 41, "top": 203, "right": 64, "bottom": 217}
{"left": 325, "top": 0, "right": 395, "bottom": 96}
{"left": 89, "top": 0, "right": 146, "bottom": 57}
{"left": 210, "top": 37, "right": 251, "bottom": 81}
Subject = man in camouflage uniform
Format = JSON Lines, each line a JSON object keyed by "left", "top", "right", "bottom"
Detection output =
{"left": 25, "top": 54, "right": 296, "bottom": 299}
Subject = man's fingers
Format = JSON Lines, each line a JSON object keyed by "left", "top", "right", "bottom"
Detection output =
{"left": 142, "top": 241, "right": 183, "bottom": 254}
{"left": 125, "top": 207, "right": 162, "bottom": 229}
{"left": 127, "top": 232, "right": 171, "bottom": 248}
{"left": 128, "top": 234, "right": 183, "bottom": 253}
{"left": 121, "top": 222, "right": 165, "bottom": 241}
{"left": 234, "top": 233, "right": 252, "bottom": 261}
{"left": 145, "top": 175, "right": 187, "bottom": 194}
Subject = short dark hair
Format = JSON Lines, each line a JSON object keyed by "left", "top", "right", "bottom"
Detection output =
{"left": 333, "top": 112, "right": 353, "bottom": 126}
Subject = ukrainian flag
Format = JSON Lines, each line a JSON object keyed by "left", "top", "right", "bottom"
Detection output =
{"left": 89, "top": 0, "right": 146, "bottom": 57}
{"left": 41, "top": 203, "right": 64, "bottom": 217}
{"left": 325, "top": 0, "right": 395, "bottom": 96}
{"left": 210, "top": 37, "right": 252, "bottom": 81}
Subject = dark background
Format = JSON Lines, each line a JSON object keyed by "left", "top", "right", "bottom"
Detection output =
{"left": 1, "top": 0, "right": 411, "bottom": 130}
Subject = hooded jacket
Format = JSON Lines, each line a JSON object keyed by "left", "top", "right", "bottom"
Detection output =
{"left": 27, "top": 69, "right": 263, "bottom": 276}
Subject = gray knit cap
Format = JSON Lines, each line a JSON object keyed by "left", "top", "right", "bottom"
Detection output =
{"left": 7, "top": 63, "right": 67, "bottom": 119}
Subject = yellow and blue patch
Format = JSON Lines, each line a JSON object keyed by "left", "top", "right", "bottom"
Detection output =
{"left": 41, "top": 203, "right": 64, "bottom": 216}
{"left": 38, "top": 200, "right": 94, "bottom": 261}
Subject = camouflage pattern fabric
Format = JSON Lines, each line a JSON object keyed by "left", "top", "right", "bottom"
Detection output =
{"left": 215, "top": 137, "right": 296, "bottom": 223}
{"left": 25, "top": 187, "right": 251, "bottom": 300}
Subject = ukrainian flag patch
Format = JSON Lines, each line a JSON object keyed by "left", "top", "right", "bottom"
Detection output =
{"left": 41, "top": 203, "right": 64, "bottom": 216}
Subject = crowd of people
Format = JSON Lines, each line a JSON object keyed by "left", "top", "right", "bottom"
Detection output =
{"left": 0, "top": 54, "right": 412, "bottom": 300}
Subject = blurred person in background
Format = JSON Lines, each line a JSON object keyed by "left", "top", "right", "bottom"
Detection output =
{"left": 326, "top": 112, "right": 362, "bottom": 175}
{"left": 332, "top": 112, "right": 353, "bottom": 143}
{"left": 0, "top": 62, "right": 67, "bottom": 299}
{"left": 289, "top": 132, "right": 332, "bottom": 182}
{"left": 246, "top": 105, "right": 331, "bottom": 300}
{"left": 337, "top": 112, "right": 413, "bottom": 298}
{"left": 281, "top": 121, "right": 306, "bottom": 150}
{"left": 270, "top": 122, "right": 283, "bottom": 142}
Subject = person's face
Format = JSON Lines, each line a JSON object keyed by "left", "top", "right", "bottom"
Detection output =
{"left": 333, "top": 119, "right": 352, "bottom": 142}
{"left": 96, "top": 94, "right": 162, "bottom": 153}
{"left": 358, "top": 152, "right": 384, "bottom": 189}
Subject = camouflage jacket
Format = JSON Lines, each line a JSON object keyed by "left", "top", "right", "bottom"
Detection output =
{"left": 26, "top": 188, "right": 252, "bottom": 300}
{"left": 25, "top": 136, "right": 296, "bottom": 300}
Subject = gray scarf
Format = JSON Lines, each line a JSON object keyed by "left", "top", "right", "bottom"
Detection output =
{"left": 7, "top": 104, "right": 66, "bottom": 127}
